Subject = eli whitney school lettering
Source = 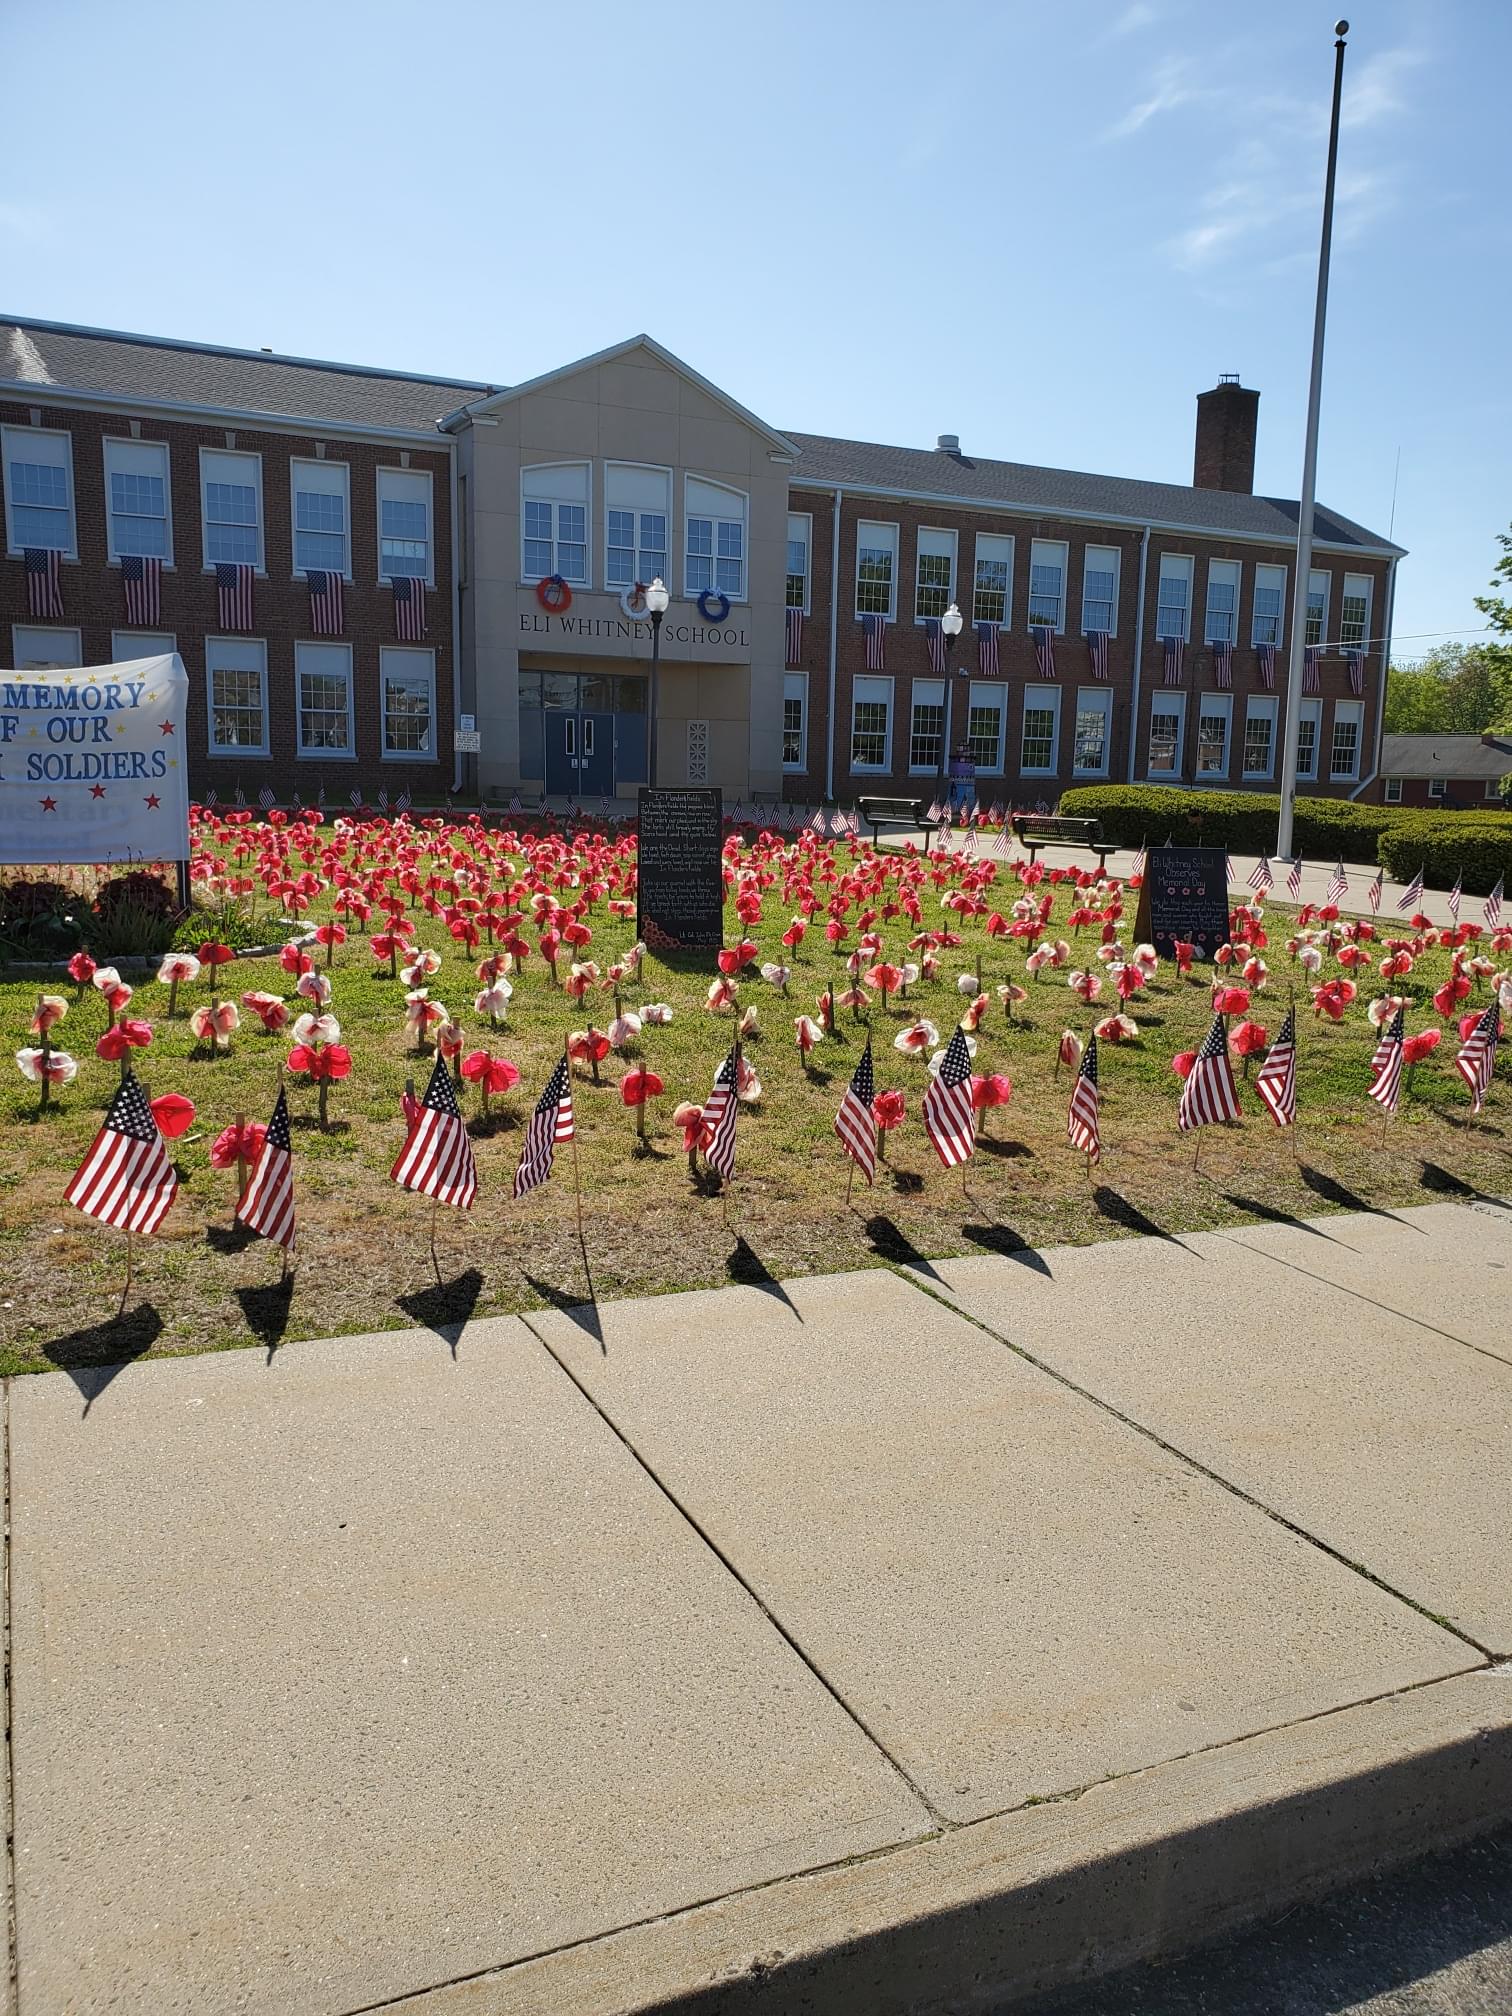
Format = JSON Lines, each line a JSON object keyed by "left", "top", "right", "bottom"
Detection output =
{"left": 519, "top": 614, "right": 750, "bottom": 648}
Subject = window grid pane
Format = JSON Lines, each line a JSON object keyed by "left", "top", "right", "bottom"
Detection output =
{"left": 1243, "top": 714, "right": 1273, "bottom": 774}
{"left": 1340, "top": 594, "right": 1368, "bottom": 646}
{"left": 1305, "top": 586, "right": 1327, "bottom": 647}
{"left": 1148, "top": 709, "right": 1180, "bottom": 773}
{"left": 783, "top": 697, "right": 804, "bottom": 765}
{"left": 1021, "top": 706, "right": 1055, "bottom": 771}
{"left": 1204, "top": 581, "right": 1237, "bottom": 644}
{"left": 1296, "top": 718, "right": 1318, "bottom": 777}
{"left": 974, "top": 560, "right": 1008, "bottom": 627}
{"left": 9, "top": 457, "right": 70, "bottom": 549}
{"left": 1198, "top": 709, "right": 1229, "bottom": 773}
{"left": 909, "top": 700, "right": 944, "bottom": 770}
{"left": 110, "top": 465, "right": 169, "bottom": 560}
{"left": 1028, "top": 565, "right": 1062, "bottom": 629}
{"left": 856, "top": 548, "right": 893, "bottom": 617}
{"left": 1251, "top": 586, "right": 1283, "bottom": 647}
{"left": 915, "top": 552, "right": 951, "bottom": 622}
{"left": 299, "top": 672, "right": 350, "bottom": 751}
{"left": 1330, "top": 717, "right": 1359, "bottom": 777}
{"left": 1082, "top": 569, "right": 1116, "bottom": 634}
{"left": 384, "top": 674, "right": 432, "bottom": 754}
{"left": 1157, "top": 574, "right": 1189, "bottom": 639}
{"left": 206, "top": 479, "right": 258, "bottom": 566}
{"left": 1073, "top": 702, "right": 1108, "bottom": 772}
{"left": 852, "top": 701, "right": 888, "bottom": 767}
{"left": 966, "top": 703, "right": 1002, "bottom": 770}
{"left": 210, "top": 666, "right": 264, "bottom": 750}
{"left": 786, "top": 537, "right": 808, "bottom": 610}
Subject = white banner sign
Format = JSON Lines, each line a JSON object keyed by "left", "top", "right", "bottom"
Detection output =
{"left": 0, "top": 653, "right": 192, "bottom": 866}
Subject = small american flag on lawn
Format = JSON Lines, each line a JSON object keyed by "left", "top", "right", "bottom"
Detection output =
{"left": 1485, "top": 878, "right": 1503, "bottom": 930}
{"left": 350, "top": 788, "right": 363, "bottom": 809}
{"left": 513, "top": 1054, "right": 575, "bottom": 1199}
{"left": 1067, "top": 1032, "right": 1101, "bottom": 1164}
{"left": 1456, "top": 1001, "right": 1500, "bottom": 1114}
{"left": 122, "top": 554, "right": 161, "bottom": 625}
{"left": 924, "top": 616, "right": 946, "bottom": 675}
{"left": 1367, "top": 1003, "right": 1406, "bottom": 1114}
{"left": 1177, "top": 1013, "right": 1241, "bottom": 1132}
{"left": 258, "top": 786, "right": 275, "bottom": 811}
{"left": 237, "top": 1087, "right": 296, "bottom": 1251}
{"left": 63, "top": 1069, "right": 178, "bottom": 1235}
{"left": 1130, "top": 838, "right": 1147, "bottom": 880}
{"left": 1032, "top": 625, "right": 1057, "bottom": 679}
{"left": 1302, "top": 647, "right": 1321, "bottom": 695}
{"left": 1212, "top": 638, "right": 1233, "bottom": 689}
{"left": 862, "top": 614, "right": 886, "bottom": 671}
{"left": 378, "top": 788, "right": 389, "bottom": 813}
{"left": 1161, "top": 636, "right": 1183, "bottom": 686}
{"left": 391, "top": 1054, "right": 477, "bottom": 1210}
{"left": 1247, "top": 855, "right": 1273, "bottom": 894}
{"left": 1396, "top": 866, "right": 1424, "bottom": 913}
{"left": 24, "top": 546, "right": 64, "bottom": 619}
{"left": 785, "top": 606, "right": 803, "bottom": 665}
{"left": 216, "top": 561, "right": 255, "bottom": 631}
{"left": 1367, "top": 867, "right": 1383, "bottom": 914}
{"left": 976, "top": 621, "right": 1000, "bottom": 675}
{"left": 1286, "top": 856, "right": 1304, "bottom": 900}
{"left": 392, "top": 575, "right": 427, "bottom": 641}
{"left": 397, "top": 789, "right": 412, "bottom": 813}
{"left": 1254, "top": 1008, "right": 1298, "bottom": 1128}
{"left": 307, "top": 569, "right": 344, "bottom": 636}
{"left": 234, "top": 785, "right": 246, "bottom": 806}
{"left": 834, "top": 1036, "right": 877, "bottom": 1184}
{"left": 1346, "top": 650, "right": 1365, "bottom": 696}
{"left": 204, "top": 789, "right": 218, "bottom": 808}
{"left": 1086, "top": 630, "right": 1109, "bottom": 680}
{"left": 1447, "top": 871, "right": 1462, "bottom": 923}
{"left": 923, "top": 1025, "right": 975, "bottom": 1169}
{"left": 1256, "top": 643, "right": 1277, "bottom": 689}
{"left": 508, "top": 791, "right": 523, "bottom": 815}
{"left": 700, "top": 1048, "right": 740, "bottom": 1183}
{"left": 1325, "top": 858, "right": 1348, "bottom": 906}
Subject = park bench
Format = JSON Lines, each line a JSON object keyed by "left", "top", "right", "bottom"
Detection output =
{"left": 1010, "top": 813, "right": 1115, "bottom": 868}
{"left": 857, "top": 795, "right": 928, "bottom": 843}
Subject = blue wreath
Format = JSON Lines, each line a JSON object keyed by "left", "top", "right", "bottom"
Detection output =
{"left": 696, "top": 589, "right": 731, "bottom": 622}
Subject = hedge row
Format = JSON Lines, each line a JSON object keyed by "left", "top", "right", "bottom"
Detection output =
{"left": 1376, "top": 818, "right": 1512, "bottom": 897}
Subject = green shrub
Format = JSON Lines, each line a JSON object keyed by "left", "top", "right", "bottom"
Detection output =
{"left": 1054, "top": 785, "right": 1497, "bottom": 869}
{"left": 1375, "top": 816, "right": 1512, "bottom": 896}
{"left": 170, "top": 907, "right": 270, "bottom": 952}
{"left": 90, "top": 870, "right": 181, "bottom": 958}
{"left": 0, "top": 876, "right": 87, "bottom": 957}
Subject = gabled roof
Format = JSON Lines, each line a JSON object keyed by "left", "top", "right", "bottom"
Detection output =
{"left": 0, "top": 317, "right": 492, "bottom": 436}
{"left": 441, "top": 333, "right": 799, "bottom": 456}
{"left": 1379, "top": 734, "right": 1512, "bottom": 780}
{"left": 782, "top": 430, "right": 1403, "bottom": 556}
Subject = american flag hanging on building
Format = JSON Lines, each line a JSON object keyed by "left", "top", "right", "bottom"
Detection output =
{"left": 924, "top": 616, "right": 946, "bottom": 675}
{"left": 1484, "top": 878, "right": 1503, "bottom": 930}
{"left": 923, "top": 1025, "right": 975, "bottom": 1169}
{"left": 306, "top": 568, "right": 345, "bottom": 637}
{"left": 1286, "top": 856, "right": 1304, "bottom": 899}
{"left": 1066, "top": 1032, "right": 1101, "bottom": 1164}
{"left": 1396, "top": 866, "right": 1424, "bottom": 913}
{"left": 1367, "top": 1003, "right": 1406, "bottom": 1114}
{"left": 834, "top": 1036, "right": 877, "bottom": 1184}
{"left": 236, "top": 1087, "right": 296, "bottom": 1251}
{"left": 1302, "top": 646, "right": 1321, "bottom": 695}
{"left": 862, "top": 613, "right": 887, "bottom": 672}
{"left": 976, "top": 620, "right": 1000, "bottom": 675}
{"left": 1447, "top": 872, "right": 1462, "bottom": 923}
{"left": 1247, "top": 855, "right": 1273, "bottom": 894}
{"left": 24, "top": 546, "right": 64, "bottom": 619}
{"left": 700, "top": 1048, "right": 740, "bottom": 1183}
{"left": 514, "top": 1054, "right": 575, "bottom": 1199}
{"left": 785, "top": 606, "right": 803, "bottom": 666}
{"left": 1456, "top": 1001, "right": 1500, "bottom": 1114}
{"left": 1325, "top": 858, "right": 1348, "bottom": 906}
{"left": 1031, "top": 625, "right": 1057, "bottom": 679}
{"left": 1161, "top": 635, "right": 1184, "bottom": 687}
{"left": 1346, "top": 651, "right": 1365, "bottom": 695}
{"left": 1212, "top": 638, "right": 1233, "bottom": 689}
{"left": 216, "top": 561, "right": 255, "bottom": 631}
{"left": 1177, "top": 1013, "right": 1241, "bottom": 1132}
{"left": 1086, "top": 630, "right": 1109, "bottom": 680}
{"left": 121, "top": 554, "right": 161, "bottom": 625}
{"left": 391, "top": 1053, "right": 477, "bottom": 1210}
{"left": 392, "top": 575, "right": 427, "bottom": 641}
{"left": 1254, "top": 1008, "right": 1298, "bottom": 1128}
{"left": 1255, "top": 643, "right": 1277, "bottom": 689}
{"left": 63, "top": 1069, "right": 179, "bottom": 1235}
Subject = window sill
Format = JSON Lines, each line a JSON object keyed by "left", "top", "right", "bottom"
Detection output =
{"left": 849, "top": 764, "right": 892, "bottom": 775}
{"left": 6, "top": 550, "right": 80, "bottom": 564}
{"left": 207, "top": 749, "right": 271, "bottom": 761}
{"left": 296, "top": 749, "right": 356, "bottom": 761}
{"left": 1072, "top": 769, "right": 1110, "bottom": 780}
{"left": 202, "top": 567, "right": 268, "bottom": 578}
{"left": 108, "top": 558, "right": 177, "bottom": 571}
{"left": 381, "top": 752, "right": 436, "bottom": 764}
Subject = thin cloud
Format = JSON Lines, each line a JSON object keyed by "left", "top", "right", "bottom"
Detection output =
{"left": 1341, "top": 48, "right": 1424, "bottom": 130}
{"left": 1104, "top": 58, "right": 1202, "bottom": 140}
{"left": 1103, "top": 2, "right": 1157, "bottom": 40}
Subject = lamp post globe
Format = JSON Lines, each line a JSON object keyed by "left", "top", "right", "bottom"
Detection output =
{"left": 645, "top": 577, "right": 669, "bottom": 785}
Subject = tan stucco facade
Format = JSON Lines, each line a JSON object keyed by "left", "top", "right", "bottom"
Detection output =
{"left": 454, "top": 340, "right": 792, "bottom": 798}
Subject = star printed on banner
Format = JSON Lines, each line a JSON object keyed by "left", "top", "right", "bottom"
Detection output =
{"left": 144, "top": 794, "right": 161, "bottom": 809}
{"left": 39, "top": 796, "right": 57, "bottom": 812}
{"left": 89, "top": 784, "right": 106, "bottom": 799}
{"left": 114, "top": 721, "right": 127, "bottom": 736}
{"left": 159, "top": 720, "right": 175, "bottom": 736}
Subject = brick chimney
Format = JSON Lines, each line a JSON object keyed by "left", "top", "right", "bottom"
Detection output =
{"left": 1193, "top": 375, "right": 1260, "bottom": 493}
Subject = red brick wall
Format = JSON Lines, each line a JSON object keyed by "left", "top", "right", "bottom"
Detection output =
{"left": 1, "top": 400, "right": 454, "bottom": 804}
{"left": 1368, "top": 776, "right": 1507, "bottom": 810}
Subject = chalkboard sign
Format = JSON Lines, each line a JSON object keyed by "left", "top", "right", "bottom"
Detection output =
{"left": 1133, "top": 845, "right": 1231, "bottom": 962}
{"left": 637, "top": 787, "right": 725, "bottom": 951}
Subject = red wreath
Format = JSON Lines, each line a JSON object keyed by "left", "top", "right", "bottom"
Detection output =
{"left": 536, "top": 574, "right": 572, "bottom": 613}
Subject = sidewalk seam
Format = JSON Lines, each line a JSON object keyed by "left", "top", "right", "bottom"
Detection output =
{"left": 517, "top": 1310, "right": 950, "bottom": 1829}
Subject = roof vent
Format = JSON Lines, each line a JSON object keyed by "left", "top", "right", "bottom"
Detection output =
{"left": 260, "top": 346, "right": 272, "bottom": 354}
{"left": 937, "top": 433, "right": 960, "bottom": 453}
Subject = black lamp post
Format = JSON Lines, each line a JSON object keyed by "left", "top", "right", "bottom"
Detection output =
{"left": 645, "top": 576, "right": 669, "bottom": 786}
{"left": 938, "top": 602, "right": 965, "bottom": 783}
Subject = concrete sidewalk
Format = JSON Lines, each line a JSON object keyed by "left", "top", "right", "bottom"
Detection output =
{"left": 10, "top": 1198, "right": 1512, "bottom": 2016}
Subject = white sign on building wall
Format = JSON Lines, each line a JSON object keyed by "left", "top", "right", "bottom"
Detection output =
{"left": 0, "top": 653, "right": 191, "bottom": 866}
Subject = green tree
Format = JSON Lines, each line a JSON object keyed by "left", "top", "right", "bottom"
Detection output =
{"left": 1383, "top": 663, "right": 1450, "bottom": 734}
{"left": 1472, "top": 526, "right": 1512, "bottom": 729}
{"left": 1383, "top": 640, "right": 1509, "bottom": 736}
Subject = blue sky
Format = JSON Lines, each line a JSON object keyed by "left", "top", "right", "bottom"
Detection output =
{"left": 3, "top": 0, "right": 1505, "bottom": 657}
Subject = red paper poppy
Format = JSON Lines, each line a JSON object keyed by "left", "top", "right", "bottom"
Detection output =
{"left": 1231, "top": 1020, "right": 1269, "bottom": 1058}
{"left": 150, "top": 1092, "right": 197, "bottom": 1139}
{"left": 198, "top": 941, "right": 235, "bottom": 968}
{"left": 619, "top": 1067, "right": 665, "bottom": 1106}
{"left": 1403, "top": 1030, "right": 1441, "bottom": 1065}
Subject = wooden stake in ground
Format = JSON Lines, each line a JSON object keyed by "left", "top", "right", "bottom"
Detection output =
{"left": 565, "top": 1034, "right": 586, "bottom": 1246}
{"left": 234, "top": 1111, "right": 250, "bottom": 1204}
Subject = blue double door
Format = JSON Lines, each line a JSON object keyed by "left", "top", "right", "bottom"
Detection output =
{"left": 537, "top": 670, "right": 648, "bottom": 799}
{"left": 545, "top": 708, "right": 615, "bottom": 797}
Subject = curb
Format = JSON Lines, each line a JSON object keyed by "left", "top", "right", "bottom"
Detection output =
{"left": 390, "top": 1670, "right": 1512, "bottom": 2015}
{"left": 0, "top": 925, "right": 315, "bottom": 981}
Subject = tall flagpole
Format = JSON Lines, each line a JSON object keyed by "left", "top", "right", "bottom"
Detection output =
{"left": 1275, "top": 21, "right": 1350, "bottom": 869}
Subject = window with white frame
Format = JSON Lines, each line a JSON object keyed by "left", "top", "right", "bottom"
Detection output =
{"left": 605, "top": 463, "right": 670, "bottom": 590}
{"left": 1242, "top": 697, "right": 1278, "bottom": 778}
{"left": 291, "top": 458, "right": 349, "bottom": 577}
{"left": 1429, "top": 778, "right": 1446, "bottom": 801}
{"left": 378, "top": 468, "right": 432, "bottom": 584}
{"left": 1340, "top": 573, "right": 1372, "bottom": 648}
{"left": 1487, "top": 780, "right": 1505, "bottom": 801}
{"left": 914, "top": 528, "right": 956, "bottom": 623}
{"left": 1295, "top": 697, "right": 1322, "bottom": 780}
{"left": 785, "top": 513, "right": 811, "bottom": 612}
{"left": 200, "top": 448, "right": 262, "bottom": 569}
{"left": 967, "top": 681, "right": 1005, "bottom": 771}
{"left": 1329, "top": 699, "right": 1363, "bottom": 780}
{"left": 3, "top": 426, "right": 76, "bottom": 556}
{"left": 855, "top": 521, "right": 897, "bottom": 619}
{"left": 850, "top": 674, "right": 892, "bottom": 770}
{"left": 112, "top": 630, "right": 174, "bottom": 665}
{"left": 1028, "top": 539, "right": 1067, "bottom": 631}
{"left": 1204, "top": 559, "right": 1240, "bottom": 645}
{"left": 1383, "top": 777, "right": 1403, "bottom": 804}
{"left": 1305, "top": 570, "right": 1329, "bottom": 648}
{"left": 1081, "top": 544, "right": 1119, "bottom": 635}
{"left": 104, "top": 439, "right": 171, "bottom": 562}
{"left": 206, "top": 637, "right": 268, "bottom": 754}
{"left": 1148, "top": 694, "right": 1184, "bottom": 775}
{"left": 9, "top": 625, "right": 81, "bottom": 668}
{"left": 909, "top": 678, "right": 945, "bottom": 770}
{"left": 1156, "top": 554, "right": 1192, "bottom": 640}
{"left": 685, "top": 477, "right": 746, "bottom": 600}
{"left": 1072, "top": 688, "right": 1112, "bottom": 775}
{"left": 522, "top": 463, "right": 589, "bottom": 583}
{"left": 295, "top": 641, "right": 353, "bottom": 755}
{"left": 1197, "top": 693, "right": 1232, "bottom": 776}
{"left": 1251, "top": 563, "right": 1286, "bottom": 648}
{"left": 782, "top": 671, "right": 808, "bottom": 768}
{"left": 381, "top": 647, "right": 435, "bottom": 758}
{"left": 972, "top": 533, "right": 1012, "bottom": 627}
{"left": 1020, "top": 684, "right": 1060, "bottom": 773}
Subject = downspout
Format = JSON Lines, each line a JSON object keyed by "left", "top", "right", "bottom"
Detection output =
{"left": 825, "top": 486, "right": 842, "bottom": 803}
{"left": 1350, "top": 553, "right": 1396, "bottom": 799}
{"left": 450, "top": 441, "right": 465, "bottom": 796}
{"left": 1125, "top": 524, "right": 1151, "bottom": 782}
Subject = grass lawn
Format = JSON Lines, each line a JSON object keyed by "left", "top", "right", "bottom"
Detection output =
{"left": 2, "top": 819, "right": 1506, "bottom": 1378}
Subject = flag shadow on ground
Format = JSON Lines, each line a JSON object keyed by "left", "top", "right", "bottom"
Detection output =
{"left": 397, "top": 1267, "right": 485, "bottom": 1356}
{"left": 1092, "top": 1186, "right": 1188, "bottom": 1248}
{"left": 861, "top": 1214, "right": 944, "bottom": 1282}
{"left": 1419, "top": 1161, "right": 1512, "bottom": 1209}
{"left": 43, "top": 1304, "right": 163, "bottom": 1412}
{"left": 1221, "top": 1194, "right": 1346, "bottom": 1242}
{"left": 236, "top": 1274, "right": 295, "bottom": 1360}
{"left": 523, "top": 1273, "right": 604, "bottom": 1352}
{"left": 726, "top": 1235, "right": 803, "bottom": 1320}
{"left": 961, "top": 1223, "right": 1052, "bottom": 1275}
{"left": 1297, "top": 1164, "right": 1422, "bottom": 1226}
